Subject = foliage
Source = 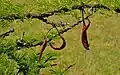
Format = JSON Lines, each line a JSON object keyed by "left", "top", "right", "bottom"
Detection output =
{"left": 0, "top": 0, "right": 24, "bottom": 27}
{"left": 0, "top": 0, "right": 24, "bottom": 16}
{"left": 0, "top": 0, "right": 120, "bottom": 75}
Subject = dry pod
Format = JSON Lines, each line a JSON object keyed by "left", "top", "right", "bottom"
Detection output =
{"left": 81, "top": 24, "right": 90, "bottom": 50}
{"left": 49, "top": 35, "right": 66, "bottom": 50}
{"left": 38, "top": 39, "right": 47, "bottom": 62}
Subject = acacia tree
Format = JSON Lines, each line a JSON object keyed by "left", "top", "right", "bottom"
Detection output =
{"left": 0, "top": 1, "right": 119, "bottom": 75}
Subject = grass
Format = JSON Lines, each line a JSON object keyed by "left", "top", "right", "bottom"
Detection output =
{"left": 0, "top": 0, "right": 120, "bottom": 75}
{"left": 61, "top": 13, "right": 120, "bottom": 75}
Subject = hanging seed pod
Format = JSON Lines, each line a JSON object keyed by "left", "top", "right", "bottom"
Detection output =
{"left": 81, "top": 24, "right": 90, "bottom": 50}
{"left": 49, "top": 35, "right": 66, "bottom": 50}
{"left": 38, "top": 39, "right": 47, "bottom": 62}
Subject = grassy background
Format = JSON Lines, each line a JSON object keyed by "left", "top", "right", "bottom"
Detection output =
{"left": 0, "top": 0, "right": 120, "bottom": 75}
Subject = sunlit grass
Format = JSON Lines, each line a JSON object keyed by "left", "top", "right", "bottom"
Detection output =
{"left": 0, "top": 0, "right": 120, "bottom": 75}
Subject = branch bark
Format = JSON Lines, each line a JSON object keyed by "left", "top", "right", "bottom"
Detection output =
{"left": 0, "top": 4, "right": 118, "bottom": 20}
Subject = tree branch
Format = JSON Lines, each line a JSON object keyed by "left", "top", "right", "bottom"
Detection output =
{"left": 0, "top": 3, "right": 118, "bottom": 20}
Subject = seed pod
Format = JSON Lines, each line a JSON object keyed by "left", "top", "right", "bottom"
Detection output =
{"left": 38, "top": 39, "right": 47, "bottom": 62}
{"left": 49, "top": 35, "right": 66, "bottom": 50}
{"left": 81, "top": 24, "right": 90, "bottom": 50}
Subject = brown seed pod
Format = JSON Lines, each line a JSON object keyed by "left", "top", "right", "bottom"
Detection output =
{"left": 81, "top": 24, "right": 90, "bottom": 50}
{"left": 49, "top": 35, "right": 66, "bottom": 50}
{"left": 38, "top": 39, "right": 47, "bottom": 62}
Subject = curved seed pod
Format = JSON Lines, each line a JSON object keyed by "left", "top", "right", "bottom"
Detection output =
{"left": 81, "top": 24, "right": 90, "bottom": 50}
{"left": 49, "top": 35, "right": 66, "bottom": 50}
{"left": 38, "top": 39, "right": 47, "bottom": 62}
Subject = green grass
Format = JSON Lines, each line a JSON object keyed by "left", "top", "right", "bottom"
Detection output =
{"left": 61, "top": 13, "right": 120, "bottom": 75}
{"left": 0, "top": 0, "right": 120, "bottom": 75}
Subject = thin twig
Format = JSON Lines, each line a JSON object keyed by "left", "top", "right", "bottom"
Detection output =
{"left": 60, "top": 63, "right": 76, "bottom": 75}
